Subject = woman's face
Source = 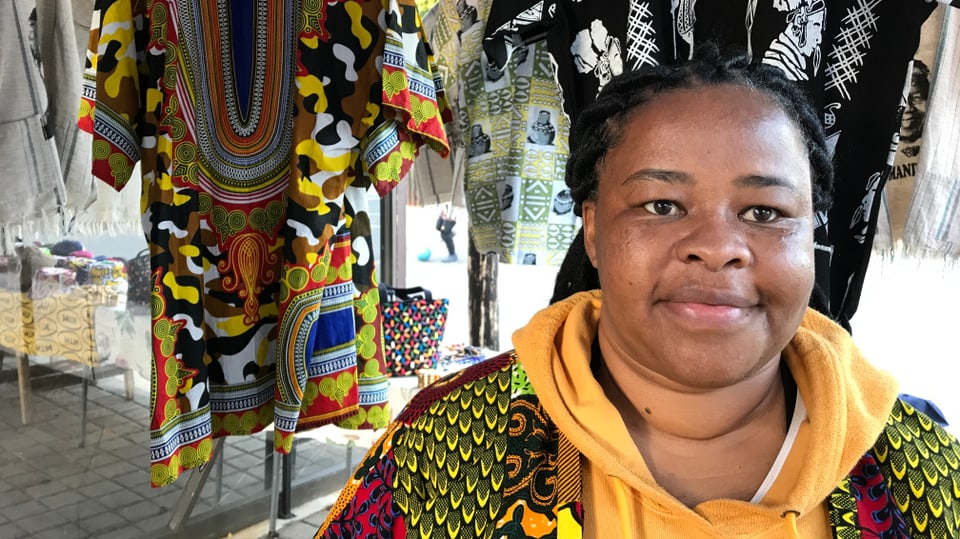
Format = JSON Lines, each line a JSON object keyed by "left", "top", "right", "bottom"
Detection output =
{"left": 582, "top": 84, "right": 815, "bottom": 389}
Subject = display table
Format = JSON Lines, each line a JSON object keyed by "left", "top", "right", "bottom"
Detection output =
{"left": 0, "top": 286, "right": 134, "bottom": 433}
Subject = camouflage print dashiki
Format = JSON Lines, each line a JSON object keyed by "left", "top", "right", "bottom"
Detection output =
{"left": 80, "top": 0, "right": 449, "bottom": 487}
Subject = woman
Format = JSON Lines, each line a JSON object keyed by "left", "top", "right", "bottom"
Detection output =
{"left": 315, "top": 46, "right": 960, "bottom": 538}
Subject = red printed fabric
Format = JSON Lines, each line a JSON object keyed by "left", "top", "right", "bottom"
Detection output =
{"left": 847, "top": 453, "right": 910, "bottom": 537}
{"left": 363, "top": 0, "right": 452, "bottom": 198}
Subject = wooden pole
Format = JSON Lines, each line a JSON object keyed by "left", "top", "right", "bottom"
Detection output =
{"left": 467, "top": 231, "right": 498, "bottom": 350}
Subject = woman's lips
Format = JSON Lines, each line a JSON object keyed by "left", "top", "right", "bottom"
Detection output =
{"left": 658, "top": 289, "right": 757, "bottom": 329}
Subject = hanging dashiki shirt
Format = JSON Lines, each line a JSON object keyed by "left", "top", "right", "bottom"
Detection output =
{"left": 483, "top": 0, "right": 956, "bottom": 330}
{"left": 429, "top": 0, "right": 578, "bottom": 266}
{"left": 80, "top": 0, "right": 449, "bottom": 486}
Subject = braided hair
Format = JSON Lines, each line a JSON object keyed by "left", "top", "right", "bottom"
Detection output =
{"left": 550, "top": 43, "right": 835, "bottom": 306}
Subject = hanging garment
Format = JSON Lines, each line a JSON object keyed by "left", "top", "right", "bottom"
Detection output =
{"left": 483, "top": 0, "right": 956, "bottom": 329}
{"left": 80, "top": 0, "right": 449, "bottom": 486}
{"left": 71, "top": 0, "right": 144, "bottom": 237}
{"left": 0, "top": 0, "right": 68, "bottom": 251}
{"left": 429, "top": 0, "right": 579, "bottom": 266}
{"left": 874, "top": 5, "right": 945, "bottom": 253}
{"left": 34, "top": 0, "right": 98, "bottom": 225}
{"left": 336, "top": 185, "right": 391, "bottom": 430}
{"left": 901, "top": 8, "right": 960, "bottom": 258}
{"left": 72, "top": 164, "right": 143, "bottom": 236}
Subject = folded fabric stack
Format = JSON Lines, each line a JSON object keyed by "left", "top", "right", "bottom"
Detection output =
{"left": 29, "top": 256, "right": 127, "bottom": 305}
{"left": 436, "top": 343, "right": 487, "bottom": 372}
{"left": 30, "top": 267, "right": 78, "bottom": 299}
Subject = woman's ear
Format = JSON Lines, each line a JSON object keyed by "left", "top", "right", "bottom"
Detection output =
{"left": 582, "top": 200, "right": 599, "bottom": 269}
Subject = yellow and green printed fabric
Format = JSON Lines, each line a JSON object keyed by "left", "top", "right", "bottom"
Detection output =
{"left": 430, "top": 0, "right": 578, "bottom": 266}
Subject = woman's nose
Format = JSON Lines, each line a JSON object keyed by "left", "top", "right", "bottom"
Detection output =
{"left": 674, "top": 215, "right": 752, "bottom": 271}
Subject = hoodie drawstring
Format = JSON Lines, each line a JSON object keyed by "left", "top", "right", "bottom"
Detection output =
{"left": 781, "top": 510, "right": 800, "bottom": 539}
{"left": 612, "top": 477, "right": 634, "bottom": 538}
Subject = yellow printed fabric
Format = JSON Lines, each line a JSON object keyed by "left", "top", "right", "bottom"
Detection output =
{"left": 80, "top": 0, "right": 448, "bottom": 487}
{"left": 0, "top": 288, "right": 100, "bottom": 366}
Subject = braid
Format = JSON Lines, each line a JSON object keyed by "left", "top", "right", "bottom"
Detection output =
{"left": 551, "top": 42, "right": 835, "bottom": 304}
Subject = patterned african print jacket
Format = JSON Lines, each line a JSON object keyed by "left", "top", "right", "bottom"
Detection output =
{"left": 316, "top": 352, "right": 960, "bottom": 538}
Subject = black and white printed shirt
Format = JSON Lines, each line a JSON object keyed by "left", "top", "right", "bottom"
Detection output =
{"left": 483, "top": 0, "right": 956, "bottom": 330}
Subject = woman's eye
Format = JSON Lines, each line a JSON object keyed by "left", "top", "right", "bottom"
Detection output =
{"left": 741, "top": 206, "right": 781, "bottom": 222}
{"left": 641, "top": 200, "right": 680, "bottom": 216}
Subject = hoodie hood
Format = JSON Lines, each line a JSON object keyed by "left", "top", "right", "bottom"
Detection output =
{"left": 512, "top": 290, "right": 899, "bottom": 536}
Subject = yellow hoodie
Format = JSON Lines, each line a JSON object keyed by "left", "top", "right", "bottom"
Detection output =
{"left": 513, "top": 290, "right": 900, "bottom": 538}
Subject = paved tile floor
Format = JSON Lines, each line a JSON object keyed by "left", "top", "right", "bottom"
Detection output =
{"left": 0, "top": 358, "right": 355, "bottom": 539}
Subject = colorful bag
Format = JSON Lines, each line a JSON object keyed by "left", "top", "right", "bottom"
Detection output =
{"left": 381, "top": 285, "right": 449, "bottom": 376}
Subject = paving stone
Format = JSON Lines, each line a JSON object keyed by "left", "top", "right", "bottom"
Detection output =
{"left": 230, "top": 453, "right": 263, "bottom": 470}
{"left": 24, "top": 479, "right": 62, "bottom": 499}
{"left": 107, "top": 442, "right": 147, "bottom": 462}
{"left": 104, "top": 398, "right": 144, "bottom": 415}
{"left": 148, "top": 487, "right": 180, "bottom": 510}
{"left": 58, "top": 473, "right": 94, "bottom": 489}
{"left": 230, "top": 437, "right": 266, "bottom": 455}
{"left": 17, "top": 442, "right": 59, "bottom": 461}
{"left": 135, "top": 512, "right": 172, "bottom": 535}
{"left": 78, "top": 509, "right": 127, "bottom": 534}
{"left": 0, "top": 460, "right": 29, "bottom": 474}
{"left": 300, "top": 510, "right": 329, "bottom": 528}
{"left": 38, "top": 490, "right": 86, "bottom": 510}
{"left": 0, "top": 485, "right": 31, "bottom": 508}
{"left": 105, "top": 421, "right": 143, "bottom": 437}
{"left": 0, "top": 435, "right": 38, "bottom": 453}
{"left": 86, "top": 410, "right": 117, "bottom": 424}
{"left": 16, "top": 510, "right": 70, "bottom": 534}
{"left": 114, "top": 469, "right": 150, "bottom": 492}
{"left": 70, "top": 499, "right": 109, "bottom": 520}
{"left": 4, "top": 472, "right": 38, "bottom": 491}
{"left": 219, "top": 471, "right": 261, "bottom": 493}
{"left": 90, "top": 389, "right": 119, "bottom": 404}
{"left": 27, "top": 453, "right": 71, "bottom": 471}
{"left": 279, "top": 520, "right": 320, "bottom": 538}
{"left": 0, "top": 522, "right": 28, "bottom": 539}
{"left": 94, "top": 436, "right": 132, "bottom": 453}
{"left": 193, "top": 500, "right": 215, "bottom": 517}
{"left": 0, "top": 499, "right": 48, "bottom": 521}
{"left": 214, "top": 489, "right": 247, "bottom": 507}
{"left": 98, "top": 524, "right": 146, "bottom": 539}
{"left": 96, "top": 488, "right": 144, "bottom": 509}
{"left": 95, "top": 459, "right": 138, "bottom": 479}
{"left": 24, "top": 428, "right": 59, "bottom": 445}
{"left": 45, "top": 418, "right": 76, "bottom": 433}
{"left": 0, "top": 451, "right": 22, "bottom": 466}
{"left": 0, "top": 489, "right": 30, "bottom": 509}
{"left": 76, "top": 478, "right": 123, "bottom": 500}
{"left": 26, "top": 526, "right": 80, "bottom": 539}
{"left": 121, "top": 499, "right": 164, "bottom": 521}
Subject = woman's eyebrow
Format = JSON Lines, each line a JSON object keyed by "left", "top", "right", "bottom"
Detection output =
{"left": 623, "top": 170, "right": 802, "bottom": 194}
{"left": 736, "top": 174, "right": 802, "bottom": 193}
{"left": 622, "top": 169, "right": 691, "bottom": 185}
